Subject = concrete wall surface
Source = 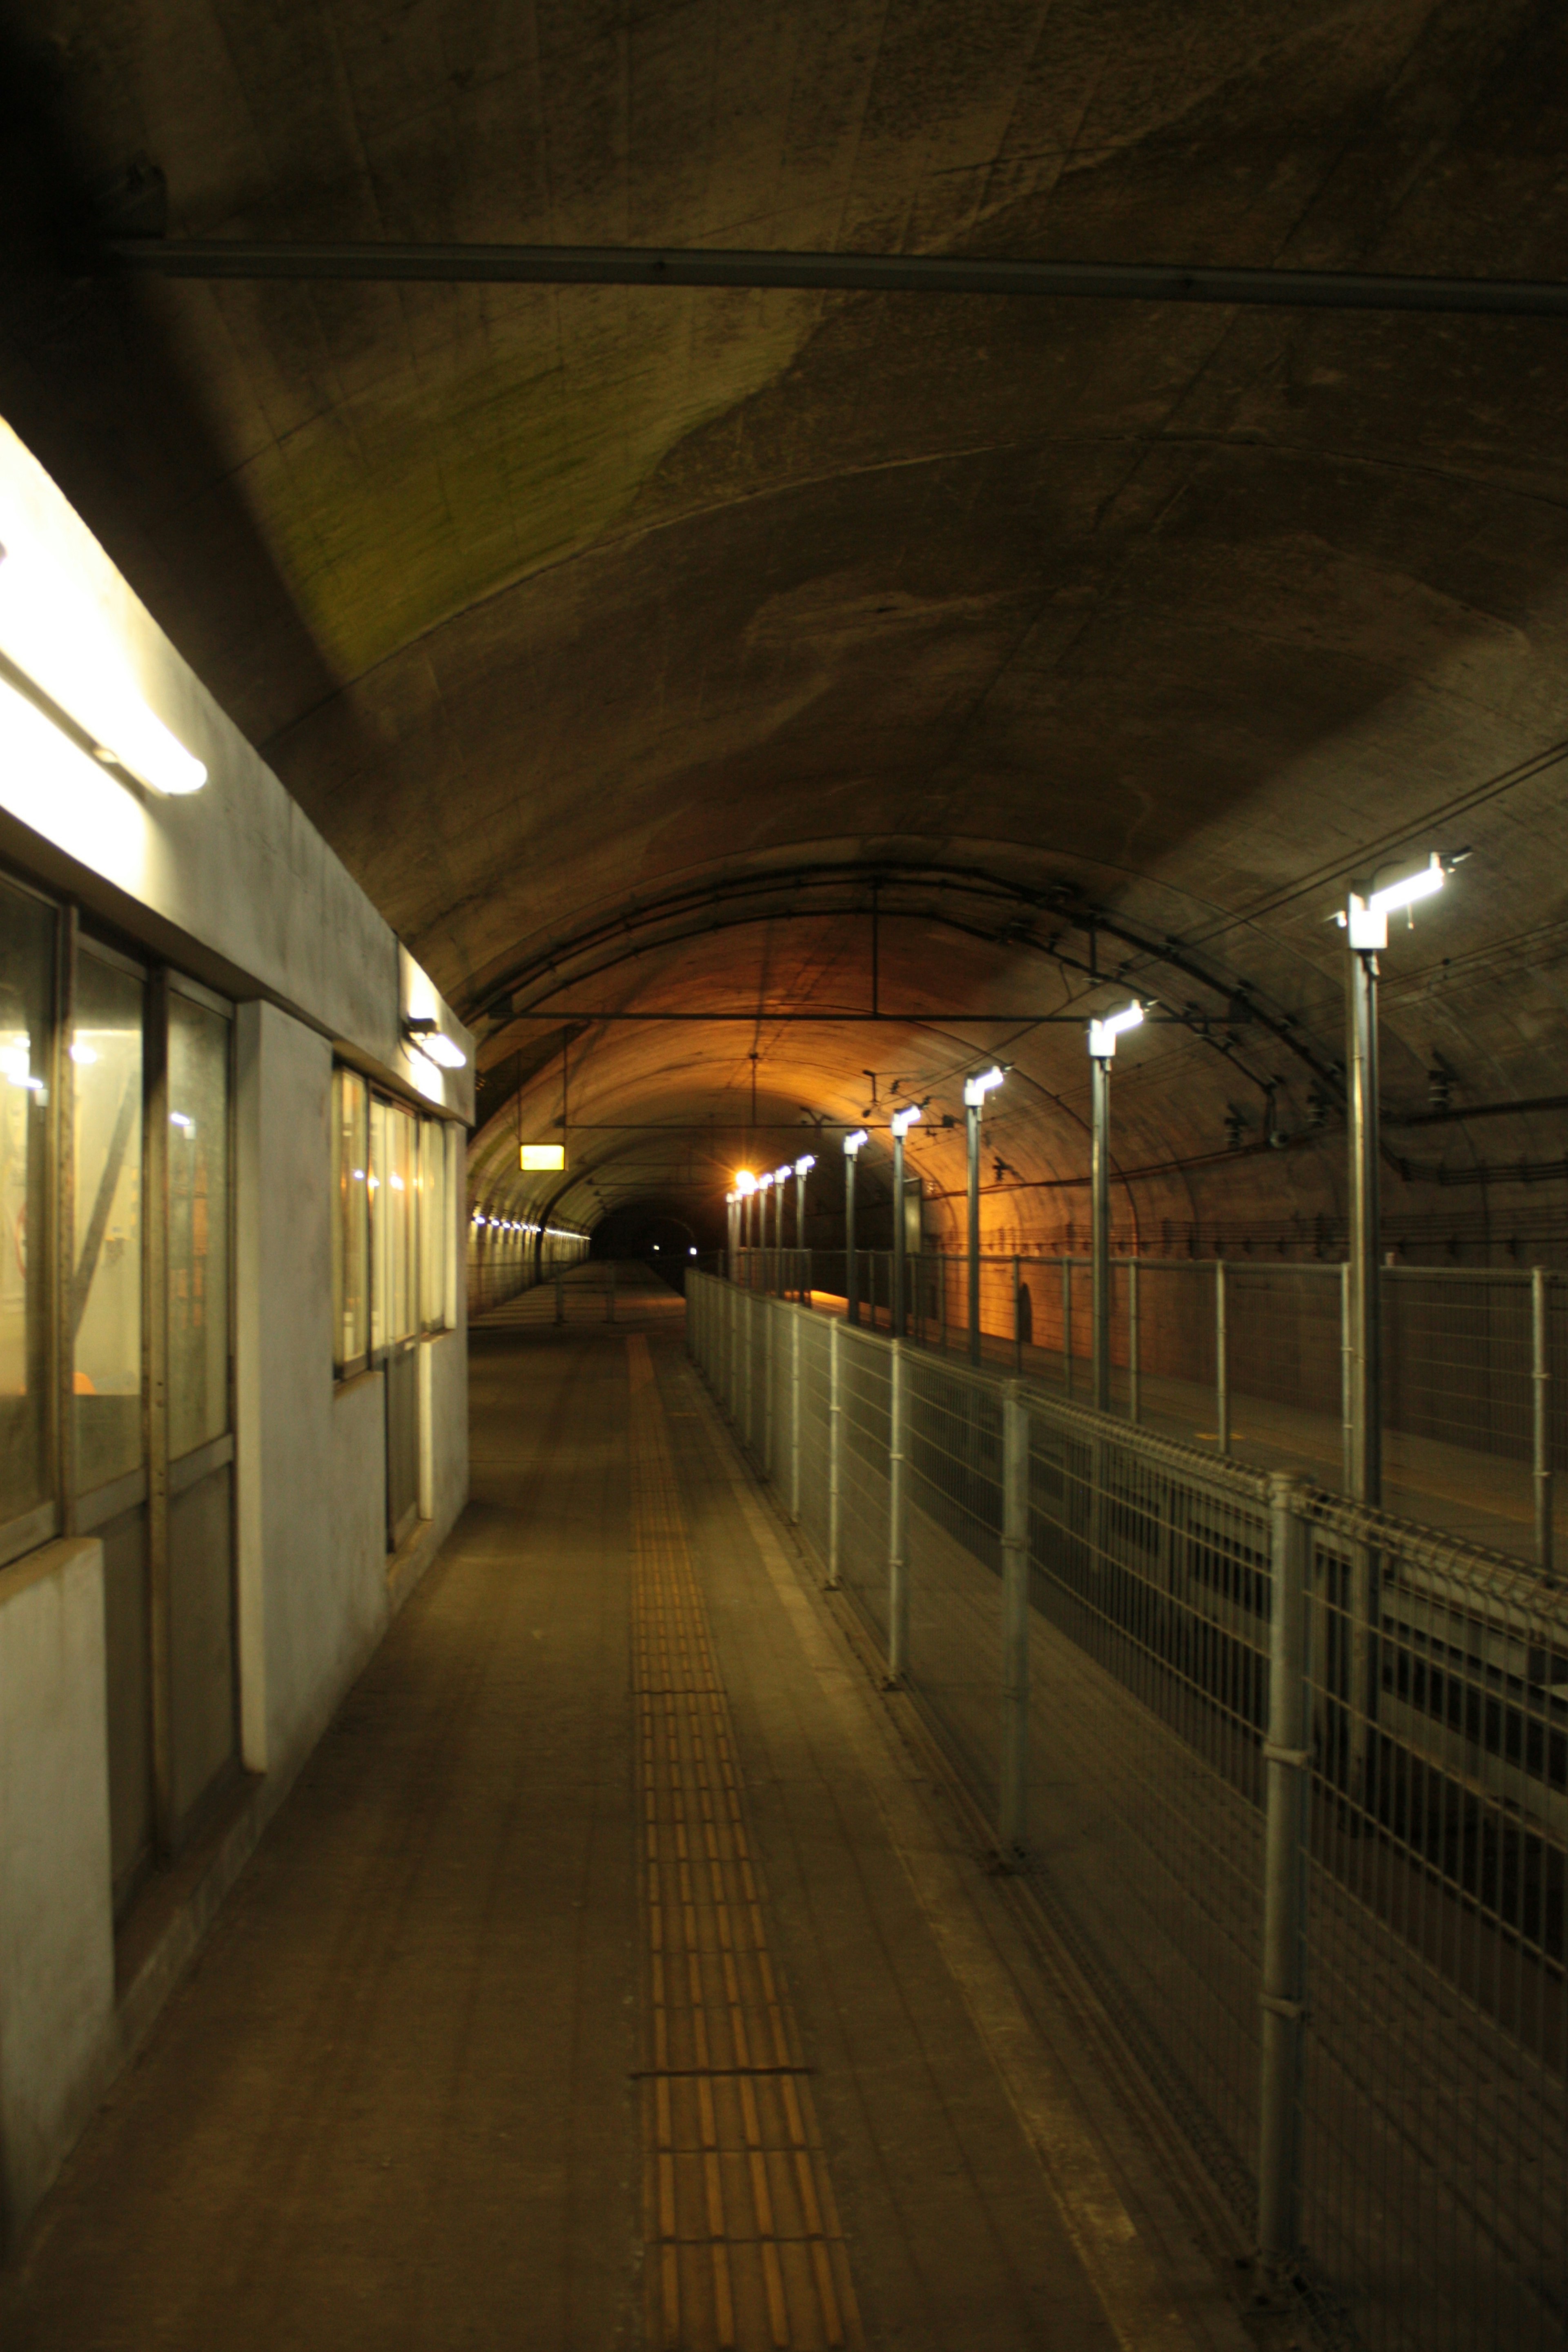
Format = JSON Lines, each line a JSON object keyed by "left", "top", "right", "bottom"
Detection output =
{"left": 0, "top": 416, "right": 472, "bottom": 1123}
{"left": 0, "top": 1539, "right": 114, "bottom": 2254}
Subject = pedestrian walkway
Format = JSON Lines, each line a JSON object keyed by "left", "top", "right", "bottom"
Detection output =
{"left": 1, "top": 1267, "right": 1260, "bottom": 2350}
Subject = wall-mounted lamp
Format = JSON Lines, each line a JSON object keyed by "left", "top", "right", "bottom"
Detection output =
{"left": 1088, "top": 1000, "right": 1144, "bottom": 1059}
{"left": 0, "top": 537, "right": 207, "bottom": 795}
{"left": 403, "top": 1014, "right": 467, "bottom": 1070}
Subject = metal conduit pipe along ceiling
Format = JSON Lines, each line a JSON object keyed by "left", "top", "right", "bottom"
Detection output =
{"left": 8, "top": 7, "right": 1568, "bottom": 1267}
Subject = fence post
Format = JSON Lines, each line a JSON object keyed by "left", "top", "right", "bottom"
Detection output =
{"left": 1339, "top": 1261, "right": 1353, "bottom": 1492}
{"left": 827, "top": 1318, "right": 842, "bottom": 1589}
{"left": 1535, "top": 1267, "right": 1554, "bottom": 1582}
{"left": 887, "top": 1340, "right": 908, "bottom": 1683}
{"left": 1257, "top": 1472, "right": 1312, "bottom": 2298}
{"left": 1215, "top": 1258, "right": 1229, "bottom": 1456}
{"left": 999, "top": 1383, "right": 1029, "bottom": 1853}
{"left": 1128, "top": 1258, "right": 1140, "bottom": 1426}
{"left": 791, "top": 1310, "right": 802, "bottom": 1523}
{"left": 1062, "top": 1258, "right": 1073, "bottom": 1398}
{"left": 765, "top": 1302, "right": 776, "bottom": 1477}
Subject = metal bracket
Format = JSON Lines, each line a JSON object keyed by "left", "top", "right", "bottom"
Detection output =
{"left": 1260, "top": 1993, "right": 1309, "bottom": 2023}
{"left": 1263, "top": 1742, "right": 1314, "bottom": 1768}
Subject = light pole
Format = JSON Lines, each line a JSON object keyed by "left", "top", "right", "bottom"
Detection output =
{"left": 891, "top": 1104, "right": 921, "bottom": 1339}
{"left": 794, "top": 1154, "right": 815, "bottom": 1299}
{"left": 963, "top": 1067, "right": 1005, "bottom": 1365}
{"left": 1087, "top": 1001, "right": 1143, "bottom": 1412}
{"left": 758, "top": 1170, "right": 772, "bottom": 1283}
{"left": 844, "top": 1129, "right": 868, "bottom": 1326}
{"left": 737, "top": 1169, "right": 756, "bottom": 1264}
{"left": 1339, "top": 852, "right": 1453, "bottom": 1505}
{"left": 773, "top": 1163, "right": 791, "bottom": 1290}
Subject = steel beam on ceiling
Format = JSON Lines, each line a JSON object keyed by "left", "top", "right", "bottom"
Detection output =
{"left": 106, "top": 238, "right": 1568, "bottom": 316}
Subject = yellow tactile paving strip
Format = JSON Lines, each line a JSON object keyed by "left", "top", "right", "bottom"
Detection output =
{"left": 629, "top": 1334, "right": 864, "bottom": 2352}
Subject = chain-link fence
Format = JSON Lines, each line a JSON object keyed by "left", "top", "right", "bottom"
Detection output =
{"left": 733, "top": 1252, "right": 1566, "bottom": 1572}
{"left": 687, "top": 1272, "right": 1568, "bottom": 2352}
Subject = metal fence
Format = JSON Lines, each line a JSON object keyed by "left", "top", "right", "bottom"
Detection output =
{"left": 735, "top": 1250, "right": 1565, "bottom": 1572}
{"left": 689, "top": 1271, "right": 1568, "bottom": 2352}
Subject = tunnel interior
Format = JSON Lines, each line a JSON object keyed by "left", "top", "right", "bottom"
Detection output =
{"left": 4, "top": 0, "right": 1568, "bottom": 1273}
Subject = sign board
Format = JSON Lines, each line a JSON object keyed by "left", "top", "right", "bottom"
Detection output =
{"left": 520, "top": 1142, "right": 566, "bottom": 1171}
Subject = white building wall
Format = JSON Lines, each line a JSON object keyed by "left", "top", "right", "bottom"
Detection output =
{"left": 0, "top": 422, "right": 474, "bottom": 2252}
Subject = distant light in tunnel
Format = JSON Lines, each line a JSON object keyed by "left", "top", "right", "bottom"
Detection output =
{"left": 962, "top": 1066, "right": 1005, "bottom": 1107}
{"left": 689, "top": 1247, "right": 697, "bottom": 1257}
{"left": 1087, "top": 1001, "right": 1144, "bottom": 1059}
{"left": 735, "top": 1170, "right": 757, "bottom": 1194}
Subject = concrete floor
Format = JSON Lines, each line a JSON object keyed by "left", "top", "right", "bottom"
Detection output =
{"left": 2, "top": 1269, "right": 1258, "bottom": 2350}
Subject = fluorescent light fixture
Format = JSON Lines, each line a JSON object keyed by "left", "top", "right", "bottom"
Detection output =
{"left": 794, "top": 1154, "right": 816, "bottom": 1176}
{"left": 520, "top": 1141, "right": 566, "bottom": 1171}
{"left": 891, "top": 1105, "right": 921, "bottom": 1138}
{"left": 774, "top": 1163, "right": 792, "bottom": 1183}
{"left": 963, "top": 1065, "right": 1005, "bottom": 1107}
{"left": 1343, "top": 852, "right": 1454, "bottom": 949}
{"left": 844, "top": 1128, "right": 869, "bottom": 1155}
{"left": 69, "top": 1040, "right": 97, "bottom": 1066}
{"left": 1369, "top": 853, "right": 1445, "bottom": 921}
{"left": 403, "top": 1014, "right": 467, "bottom": 1069}
{"left": 169, "top": 1110, "right": 194, "bottom": 1131}
{"left": 689, "top": 1246, "right": 697, "bottom": 1257}
{"left": 1088, "top": 1000, "right": 1144, "bottom": 1058}
{"left": 759, "top": 1172, "right": 773, "bottom": 1189}
{"left": 0, "top": 537, "right": 207, "bottom": 794}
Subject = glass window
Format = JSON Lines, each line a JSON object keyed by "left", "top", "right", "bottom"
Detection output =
{"left": 0, "top": 878, "right": 54, "bottom": 1525}
{"left": 167, "top": 991, "right": 230, "bottom": 1458}
{"left": 72, "top": 948, "right": 145, "bottom": 1493}
{"left": 332, "top": 1067, "right": 369, "bottom": 1374}
{"left": 419, "top": 1118, "right": 452, "bottom": 1334}
{"left": 370, "top": 1096, "right": 417, "bottom": 1351}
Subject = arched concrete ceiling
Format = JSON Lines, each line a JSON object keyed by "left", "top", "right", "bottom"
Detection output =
{"left": 5, "top": 0, "right": 1568, "bottom": 1249}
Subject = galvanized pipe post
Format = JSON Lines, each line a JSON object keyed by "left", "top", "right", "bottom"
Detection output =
{"left": 1339, "top": 1261, "right": 1353, "bottom": 1492}
{"left": 1090, "top": 1050, "right": 1112, "bottom": 1412}
{"left": 1346, "top": 943, "right": 1382, "bottom": 1506}
{"left": 845, "top": 1146, "right": 860, "bottom": 1328}
{"left": 744, "top": 1287, "right": 755, "bottom": 1452}
{"left": 1535, "top": 1266, "right": 1554, "bottom": 1581}
{"left": 999, "top": 1382, "right": 1030, "bottom": 1853}
{"left": 790, "top": 1310, "right": 802, "bottom": 1523}
{"left": 887, "top": 1340, "right": 908, "bottom": 1682}
{"left": 967, "top": 1100, "right": 982, "bottom": 1365}
{"left": 892, "top": 1124, "right": 907, "bottom": 1339}
{"left": 1062, "top": 1258, "right": 1073, "bottom": 1399}
{"left": 1128, "top": 1258, "right": 1140, "bottom": 1425}
{"left": 1013, "top": 1254, "right": 1023, "bottom": 1374}
{"left": 1257, "top": 1472, "right": 1312, "bottom": 2299}
{"left": 1215, "top": 1258, "right": 1229, "bottom": 1455}
{"left": 764, "top": 1300, "right": 776, "bottom": 1477}
{"left": 827, "top": 1317, "right": 843, "bottom": 1588}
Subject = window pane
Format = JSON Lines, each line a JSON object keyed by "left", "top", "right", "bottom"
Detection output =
{"left": 73, "top": 950, "right": 144, "bottom": 1492}
{"left": 369, "top": 1096, "right": 389, "bottom": 1355}
{"left": 332, "top": 1068, "right": 368, "bottom": 1371}
{"left": 0, "top": 878, "right": 53, "bottom": 1523}
{"left": 388, "top": 1107, "right": 415, "bottom": 1341}
{"left": 420, "top": 1118, "right": 450, "bottom": 1333}
{"left": 167, "top": 993, "right": 230, "bottom": 1458}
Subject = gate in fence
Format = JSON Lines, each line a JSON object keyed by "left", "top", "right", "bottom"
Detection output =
{"left": 691, "top": 1270, "right": 1568, "bottom": 2352}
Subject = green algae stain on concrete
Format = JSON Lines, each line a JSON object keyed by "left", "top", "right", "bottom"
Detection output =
{"left": 236, "top": 291, "right": 824, "bottom": 682}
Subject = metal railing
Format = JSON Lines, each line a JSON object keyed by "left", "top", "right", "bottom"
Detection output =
{"left": 690, "top": 1269, "right": 1568, "bottom": 2351}
{"left": 735, "top": 1249, "right": 1565, "bottom": 1572}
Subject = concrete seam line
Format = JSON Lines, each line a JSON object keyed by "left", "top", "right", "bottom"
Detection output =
{"left": 697, "top": 1399, "right": 1215, "bottom": 2352}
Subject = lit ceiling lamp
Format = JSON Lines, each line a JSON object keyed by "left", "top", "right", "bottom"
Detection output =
{"left": 403, "top": 1013, "right": 467, "bottom": 1069}
{"left": 1087, "top": 1000, "right": 1144, "bottom": 1059}
{"left": 0, "top": 537, "right": 207, "bottom": 795}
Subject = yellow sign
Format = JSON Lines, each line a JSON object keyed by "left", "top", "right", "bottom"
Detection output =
{"left": 520, "top": 1142, "right": 566, "bottom": 1172}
